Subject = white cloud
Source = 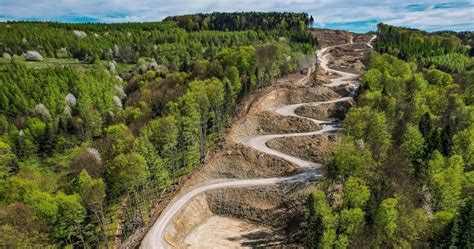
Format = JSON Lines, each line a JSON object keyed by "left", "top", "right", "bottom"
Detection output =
{"left": 0, "top": 0, "right": 472, "bottom": 32}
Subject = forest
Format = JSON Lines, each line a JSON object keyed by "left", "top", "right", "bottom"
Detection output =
{"left": 0, "top": 13, "right": 316, "bottom": 247}
{"left": 305, "top": 24, "right": 473, "bottom": 248}
{"left": 164, "top": 12, "right": 315, "bottom": 32}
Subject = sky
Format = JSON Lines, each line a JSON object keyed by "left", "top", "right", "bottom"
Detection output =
{"left": 0, "top": 0, "right": 473, "bottom": 33}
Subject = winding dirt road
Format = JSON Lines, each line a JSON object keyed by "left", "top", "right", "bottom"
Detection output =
{"left": 141, "top": 35, "right": 377, "bottom": 249}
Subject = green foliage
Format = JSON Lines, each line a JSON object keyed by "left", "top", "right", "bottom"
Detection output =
{"left": 375, "top": 23, "right": 467, "bottom": 60}
{"left": 0, "top": 141, "right": 17, "bottom": 178}
{"left": 338, "top": 208, "right": 365, "bottom": 239}
{"left": 0, "top": 171, "right": 87, "bottom": 245}
{"left": 170, "top": 95, "right": 201, "bottom": 173}
{"left": 102, "top": 124, "right": 135, "bottom": 159}
{"left": 77, "top": 170, "right": 108, "bottom": 247}
{"left": 107, "top": 153, "right": 148, "bottom": 197}
{"left": 400, "top": 125, "right": 425, "bottom": 175}
{"left": 453, "top": 125, "right": 474, "bottom": 170}
{"left": 0, "top": 175, "right": 38, "bottom": 204}
{"left": 314, "top": 24, "right": 473, "bottom": 248}
{"left": 53, "top": 192, "right": 86, "bottom": 244}
{"left": 376, "top": 198, "right": 398, "bottom": 243}
{"left": 78, "top": 170, "right": 105, "bottom": 211}
{"left": 334, "top": 235, "right": 349, "bottom": 249}
{"left": 136, "top": 137, "right": 170, "bottom": 187}
{"left": 343, "top": 107, "right": 391, "bottom": 160}
{"left": 0, "top": 13, "right": 318, "bottom": 247}
{"left": 164, "top": 12, "right": 314, "bottom": 32}
{"left": 305, "top": 189, "right": 336, "bottom": 248}
{"left": 426, "top": 68, "right": 453, "bottom": 86}
{"left": 27, "top": 118, "right": 46, "bottom": 142}
{"left": 422, "top": 53, "right": 473, "bottom": 73}
{"left": 142, "top": 115, "right": 178, "bottom": 163}
{"left": 430, "top": 154, "right": 465, "bottom": 213}
{"left": 448, "top": 198, "right": 474, "bottom": 248}
{"left": 0, "top": 63, "right": 116, "bottom": 119}
{"left": 305, "top": 183, "right": 369, "bottom": 249}
{"left": 0, "top": 203, "right": 51, "bottom": 247}
{"left": 217, "top": 46, "right": 258, "bottom": 95}
{"left": 24, "top": 190, "right": 58, "bottom": 221}
{"left": 361, "top": 68, "right": 383, "bottom": 91}
{"left": 343, "top": 177, "right": 370, "bottom": 209}
{"left": 326, "top": 137, "right": 376, "bottom": 181}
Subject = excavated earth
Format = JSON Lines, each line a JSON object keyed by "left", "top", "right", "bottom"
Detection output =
{"left": 267, "top": 135, "right": 336, "bottom": 163}
{"left": 163, "top": 85, "right": 342, "bottom": 247}
{"left": 138, "top": 30, "right": 373, "bottom": 248}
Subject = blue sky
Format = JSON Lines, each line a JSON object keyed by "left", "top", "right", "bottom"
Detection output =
{"left": 0, "top": 0, "right": 473, "bottom": 32}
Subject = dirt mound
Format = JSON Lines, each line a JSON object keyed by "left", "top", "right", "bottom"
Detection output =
{"left": 327, "top": 41, "right": 373, "bottom": 75}
{"left": 230, "top": 112, "right": 320, "bottom": 141}
{"left": 165, "top": 194, "right": 213, "bottom": 247}
{"left": 311, "top": 29, "right": 353, "bottom": 47}
{"left": 311, "top": 29, "right": 373, "bottom": 48}
{"left": 353, "top": 33, "right": 374, "bottom": 44}
{"left": 228, "top": 86, "right": 339, "bottom": 143}
{"left": 183, "top": 144, "right": 299, "bottom": 185}
{"left": 295, "top": 101, "right": 353, "bottom": 121}
{"left": 207, "top": 184, "right": 310, "bottom": 227}
{"left": 267, "top": 135, "right": 336, "bottom": 163}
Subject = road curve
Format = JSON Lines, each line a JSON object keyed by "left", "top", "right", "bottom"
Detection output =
{"left": 141, "top": 35, "right": 377, "bottom": 249}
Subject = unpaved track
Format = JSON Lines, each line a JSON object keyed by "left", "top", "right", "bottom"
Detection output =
{"left": 141, "top": 35, "right": 377, "bottom": 249}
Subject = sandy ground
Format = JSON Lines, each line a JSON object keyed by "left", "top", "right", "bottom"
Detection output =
{"left": 183, "top": 216, "right": 283, "bottom": 248}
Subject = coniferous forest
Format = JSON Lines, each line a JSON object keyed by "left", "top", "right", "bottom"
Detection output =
{"left": 305, "top": 24, "right": 473, "bottom": 248}
{"left": 0, "top": 13, "right": 315, "bottom": 247}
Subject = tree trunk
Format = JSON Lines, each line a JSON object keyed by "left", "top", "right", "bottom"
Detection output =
{"left": 94, "top": 207, "right": 109, "bottom": 249}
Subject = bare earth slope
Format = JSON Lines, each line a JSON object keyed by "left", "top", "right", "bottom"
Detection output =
{"left": 140, "top": 32, "right": 376, "bottom": 248}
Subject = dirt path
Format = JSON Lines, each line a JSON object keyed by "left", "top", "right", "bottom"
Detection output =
{"left": 140, "top": 35, "right": 377, "bottom": 249}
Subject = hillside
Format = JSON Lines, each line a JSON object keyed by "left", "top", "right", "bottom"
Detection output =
{"left": 0, "top": 13, "right": 316, "bottom": 248}
{"left": 304, "top": 24, "right": 473, "bottom": 248}
{"left": 138, "top": 30, "right": 375, "bottom": 248}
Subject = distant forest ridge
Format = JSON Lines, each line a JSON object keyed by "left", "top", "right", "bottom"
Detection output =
{"left": 2, "top": 12, "right": 315, "bottom": 31}
{"left": 376, "top": 23, "right": 473, "bottom": 58}
{"left": 164, "top": 12, "right": 315, "bottom": 31}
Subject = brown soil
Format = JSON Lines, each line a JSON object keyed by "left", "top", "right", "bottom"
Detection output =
{"left": 267, "top": 135, "right": 336, "bottom": 163}
{"left": 183, "top": 216, "right": 284, "bottom": 248}
{"left": 311, "top": 29, "right": 353, "bottom": 47}
{"left": 295, "top": 101, "right": 353, "bottom": 122}
{"left": 167, "top": 183, "right": 315, "bottom": 248}
{"left": 227, "top": 86, "right": 339, "bottom": 143}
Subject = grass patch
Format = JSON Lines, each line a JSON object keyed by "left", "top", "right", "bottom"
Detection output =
{"left": 0, "top": 55, "right": 90, "bottom": 70}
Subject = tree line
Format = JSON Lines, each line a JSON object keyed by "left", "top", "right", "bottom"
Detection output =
{"left": 164, "top": 12, "right": 315, "bottom": 32}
